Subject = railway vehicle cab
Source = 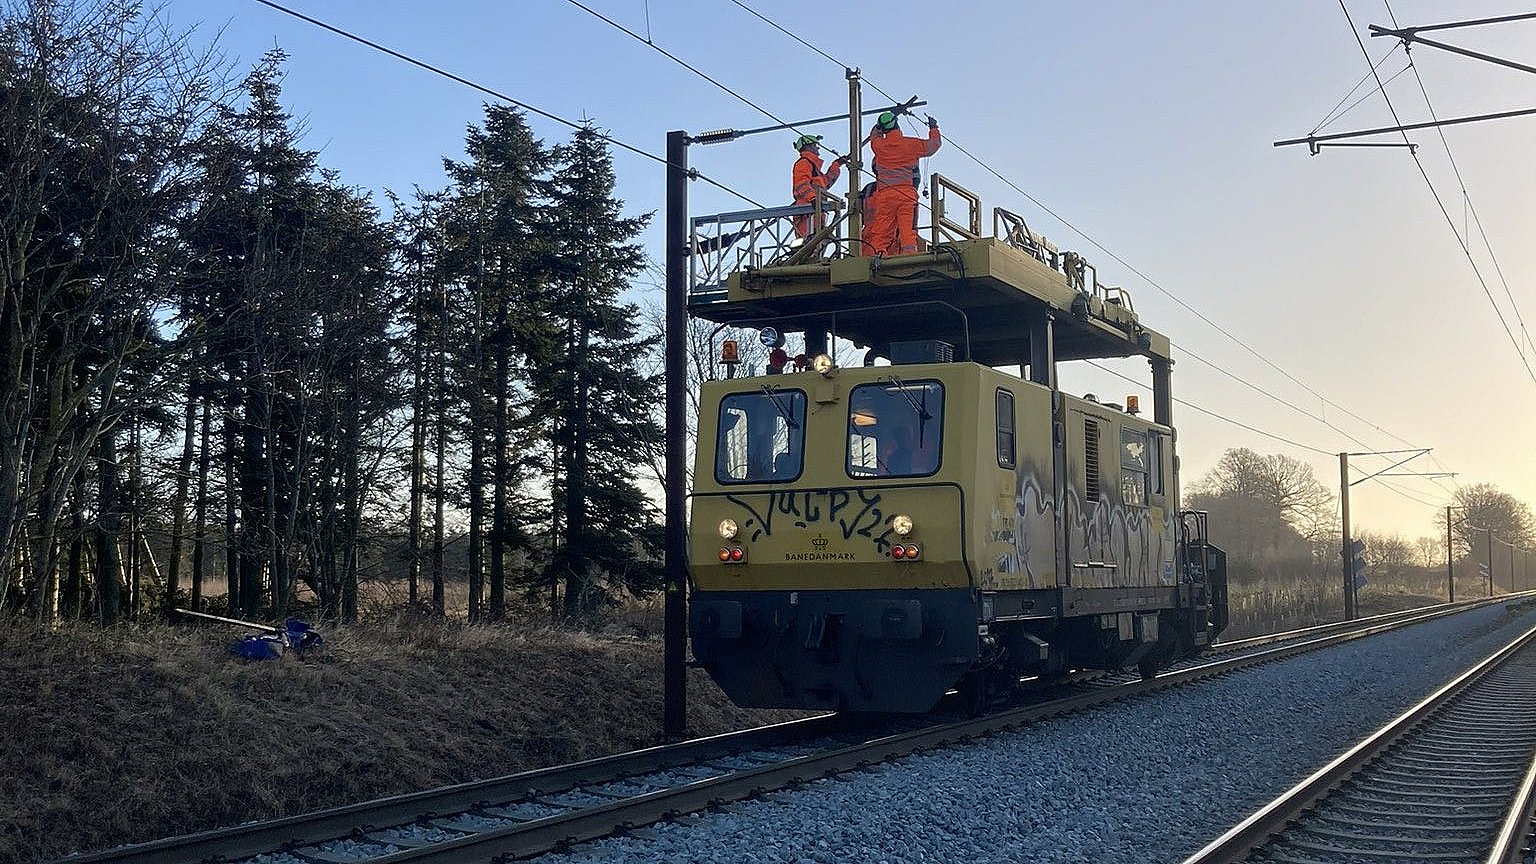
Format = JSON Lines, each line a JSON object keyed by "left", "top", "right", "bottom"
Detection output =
{"left": 686, "top": 163, "right": 1226, "bottom": 714}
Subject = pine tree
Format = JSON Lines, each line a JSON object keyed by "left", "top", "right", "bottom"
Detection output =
{"left": 536, "top": 124, "right": 660, "bottom": 617}
{"left": 440, "top": 105, "right": 554, "bottom": 620}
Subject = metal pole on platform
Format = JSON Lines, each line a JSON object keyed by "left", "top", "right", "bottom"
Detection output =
{"left": 846, "top": 68, "right": 863, "bottom": 250}
{"left": 663, "top": 130, "right": 689, "bottom": 741}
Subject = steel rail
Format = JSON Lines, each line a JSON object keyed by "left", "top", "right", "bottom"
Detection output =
{"left": 1212, "top": 595, "right": 1488, "bottom": 653}
{"left": 53, "top": 712, "right": 857, "bottom": 864}
{"left": 363, "top": 599, "right": 1519, "bottom": 863}
{"left": 1180, "top": 620, "right": 1536, "bottom": 864}
{"left": 1484, "top": 746, "right": 1536, "bottom": 863}
{"left": 63, "top": 593, "right": 1529, "bottom": 864}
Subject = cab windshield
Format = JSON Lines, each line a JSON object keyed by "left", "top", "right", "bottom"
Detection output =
{"left": 715, "top": 390, "right": 807, "bottom": 484}
{"left": 847, "top": 381, "right": 944, "bottom": 478}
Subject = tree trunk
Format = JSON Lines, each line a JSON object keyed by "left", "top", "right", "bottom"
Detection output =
{"left": 190, "top": 395, "right": 211, "bottom": 612}
{"left": 548, "top": 416, "right": 561, "bottom": 621}
{"left": 265, "top": 387, "right": 284, "bottom": 618}
{"left": 466, "top": 280, "right": 487, "bottom": 623}
{"left": 223, "top": 380, "right": 240, "bottom": 616}
{"left": 467, "top": 412, "right": 484, "bottom": 623}
{"left": 408, "top": 282, "right": 425, "bottom": 611}
{"left": 562, "top": 318, "right": 590, "bottom": 620}
{"left": 340, "top": 366, "right": 361, "bottom": 623}
{"left": 64, "top": 467, "right": 86, "bottom": 619}
{"left": 431, "top": 279, "right": 447, "bottom": 616}
{"left": 128, "top": 418, "right": 141, "bottom": 620}
{"left": 95, "top": 424, "right": 122, "bottom": 625}
{"left": 490, "top": 323, "right": 508, "bottom": 621}
{"left": 166, "top": 371, "right": 197, "bottom": 619}
{"left": 238, "top": 355, "right": 268, "bottom": 618}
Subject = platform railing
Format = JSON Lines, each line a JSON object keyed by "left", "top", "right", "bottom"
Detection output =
{"left": 929, "top": 173, "right": 982, "bottom": 243}
{"left": 689, "top": 189, "right": 845, "bottom": 298}
{"left": 687, "top": 172, "right": 1136, "bottom": 317}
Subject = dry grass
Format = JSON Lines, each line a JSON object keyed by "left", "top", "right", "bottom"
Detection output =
{"left": 1222, "top": 573, "right": 1483, "bottom": 640}
{"left": 0, "top": 618, "right": 805, "bottom": 864}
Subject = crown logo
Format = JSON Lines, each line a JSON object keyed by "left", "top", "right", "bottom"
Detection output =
{"left": 811, "top": 533, "right": 829, "bottom": 549}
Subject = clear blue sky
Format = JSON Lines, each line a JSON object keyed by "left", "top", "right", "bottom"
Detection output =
{"left": 168, "top": 0, "right": 1536, "bottom": 543}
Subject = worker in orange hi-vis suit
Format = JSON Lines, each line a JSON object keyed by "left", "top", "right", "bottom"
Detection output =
{"left": 867, "top": 111, "right": 941, "bottom": 256}
{"left": 858, "top": 181, "right": 878, "bottom": 256}
{"left": 791, "top": 134, "right": 845, "bottom": 239}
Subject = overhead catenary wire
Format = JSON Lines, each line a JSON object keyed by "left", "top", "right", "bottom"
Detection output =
{"left": 1317, "top": 61, "right": 1416, "bottom": 132}
{"left": 561, "top": 0, "right": 940, "bottom": 217}
{"left": 1311, "top": 41, "right": 1403, "bottom": 133}
{"left": 248, "top": 0, "right": 766, "bottom": 208}
{"left": 1338, "top": 0, "right": 1536, "bottom": 391}
{"left": 1085, "top": 361, "right": 1333, "bottom": 457}
{"left": 561, "top": 0, "right": 827, "bottom": 153}
{"left": 1383, "top": 0, "right": 1536, "bottom": 363}
{"left": 723, "top": 0, "right": 1457, "bottom": 497}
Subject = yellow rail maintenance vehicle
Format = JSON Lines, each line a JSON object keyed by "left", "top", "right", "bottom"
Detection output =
{"left": 685, "top": 140, "right": 1226, "bottom": 715}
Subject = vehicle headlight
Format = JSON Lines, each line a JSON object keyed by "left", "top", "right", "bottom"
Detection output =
{"left": 812, "top": 353, "right": 835, "bottom": 375}
{"left": 891, "top": 514, "right": 914, "bottom": 536}
{"left": 717, "top": 518, "right": 739, "bottom": 540}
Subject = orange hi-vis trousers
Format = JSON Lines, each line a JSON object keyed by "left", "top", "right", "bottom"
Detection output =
{"left": 867, "top": 184, "right": 919, "bottom": 256}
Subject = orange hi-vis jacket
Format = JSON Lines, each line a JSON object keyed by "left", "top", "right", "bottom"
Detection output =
{"left": 792, "top": 150, "right": 842, "bottom": 204}
{"left": 869, "top": 126, "right": 941, "bottom": 190}
{"left": 866, "top": 125, "right": 940, "bottom": 255}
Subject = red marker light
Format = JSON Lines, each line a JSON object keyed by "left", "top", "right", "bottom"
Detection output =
{"left": 768, "top": 348, "right": 788, "bottom": 374}
{"left": 730, "top": 547, "right": 744, "bottom": 562}
{"left": 892, "top": 545, "right": 906, "bottom": 559}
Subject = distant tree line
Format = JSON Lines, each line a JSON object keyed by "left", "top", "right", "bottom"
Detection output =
{"left": 1188, "top": 448, "right": 1536, "bottom": 602}
{"left": 0, "top": 1, "right": 660, "bottom": 625}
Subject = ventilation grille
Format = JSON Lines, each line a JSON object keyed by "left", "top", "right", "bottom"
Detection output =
{"left": 1084, "top": 418, "right": 1100, "bottom": 502}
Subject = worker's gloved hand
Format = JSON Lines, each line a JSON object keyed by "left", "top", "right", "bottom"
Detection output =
{"left": 927, "top": 116, "right": 939, "bottom": 129}
{"left": 833, "top": 155, "right": 848, "bottom": 166}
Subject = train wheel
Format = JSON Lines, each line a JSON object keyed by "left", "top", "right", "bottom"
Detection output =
{"left": 957, "top": 666, "right": 1012, "bottom": 716}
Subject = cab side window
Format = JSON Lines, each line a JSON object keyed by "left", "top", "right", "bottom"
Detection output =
{"left": 996, "top": 389, "right": 1016, "bottom": 469}
{"left": 1120, "top": 428, "right": 1149, "bottom": 507}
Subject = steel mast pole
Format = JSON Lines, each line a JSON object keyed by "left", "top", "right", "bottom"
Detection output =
{"left": 1487, "top": 527, "right": 1496, "bottom": 596}
{"left": 1339, "top": 453, "right": 1354, "bottom": 620}
{"left": 1445, "top": 505, "right": 1455, "bottom": 602}
{"left": 662, "top": 130, "right": 689, "bottom": 741}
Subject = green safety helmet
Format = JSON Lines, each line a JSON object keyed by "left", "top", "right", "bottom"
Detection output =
{"left": 876, "top": 111, "right": 899, "bottom": 131}
{"left": 794, "top": 133, "right": 822, "bottom": 150}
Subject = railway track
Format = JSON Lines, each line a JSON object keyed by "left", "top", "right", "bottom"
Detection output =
{"left": 1183, "top": 616, "right": 1536, "bottom": 864}
{"left": 62, "top": 596, "right": 1525, "bottom": 864}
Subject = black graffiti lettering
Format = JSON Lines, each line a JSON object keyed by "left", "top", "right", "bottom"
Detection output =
{"left": 842, "top": 489, "right": 883, "bottom": 540}
{"left": 826, "top": 490, "right": 851, "bottom": 525}
{"left": 724, "top": 487, "right": 892, "bottom": 553}
{"left": 801, "top": 492, "right": 822, "bottom": 523}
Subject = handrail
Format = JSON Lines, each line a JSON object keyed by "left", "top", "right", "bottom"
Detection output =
{"left": 687, "top": 169, "right": 1142, "bottom": 326}
{"left": 929, "top": 172, "right": 981, "bottom": 243}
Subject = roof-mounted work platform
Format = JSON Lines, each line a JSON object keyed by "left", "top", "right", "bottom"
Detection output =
{"left": 686, "top": 172, "right": 1169, "bottom": 369}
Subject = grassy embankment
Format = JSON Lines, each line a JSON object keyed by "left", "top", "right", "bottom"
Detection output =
{"left": 0, "top": 617, "right": 803, "bottom": 864}
{"left": 5, "top": 579, "right": 1496, "bottom": 863}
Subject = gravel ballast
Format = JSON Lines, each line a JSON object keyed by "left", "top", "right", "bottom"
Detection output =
{"left": 546, "top": 600, "right": 1536, "bottom": 864}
